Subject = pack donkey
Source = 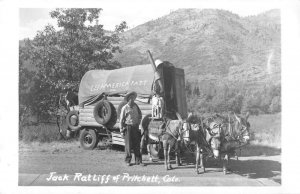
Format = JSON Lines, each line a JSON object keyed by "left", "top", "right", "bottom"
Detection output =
{"left": 186, "top": 116, "right": 224, "bottom": 172}
{"left": 208, "top": 112, "right": 251, "bottom": 174}
{"left": 158, "top": 112, "right": 224, "bottom": 174}
{"left": 161, "top": 113, "right": 193, "bottom": 170}
{"left": 177, "top": 113, "right": 222, "bottom": 174}
{"left": 180, "top": 117, "right": 206, "bottom": 174}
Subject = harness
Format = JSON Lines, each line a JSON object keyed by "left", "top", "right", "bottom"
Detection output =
{"left": 228, "top": 122, "right": 249, "bottom": 141}
{"left": 179, "top": 119, "right": 215, "bottom": 156}
{"left": 164, "top": 120, "right": 185, "bottom": 141}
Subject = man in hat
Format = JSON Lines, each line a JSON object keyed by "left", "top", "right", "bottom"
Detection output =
{"left": 119, "top": 91, "right": 144, "bottom": 166}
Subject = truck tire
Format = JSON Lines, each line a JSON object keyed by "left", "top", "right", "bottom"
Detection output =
{"left": 105, "top": 103, "right": 117, "bottom": 128}
{"left": 93, "top": 100, "right": 112, "bottom": 125}
{"left": 66, "top": 110, "right": 81, "bottom": 132}
{"left": 79, "top": 129, "right": 99, "bottom": 150}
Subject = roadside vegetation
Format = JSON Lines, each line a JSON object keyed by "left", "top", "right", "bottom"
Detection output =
{"left": 186, "top": 80, "right": 281, "bottom": 115}
{"left": 20, "top": 113, "right": 281, "bottom": 150}
{"left": 21, "top": 124, "right": 64, "bottom": 143}
{"left": 248, "top": 113, "right": 281, "bottom": 147}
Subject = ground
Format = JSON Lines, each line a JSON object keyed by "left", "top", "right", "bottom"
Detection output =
{"left": 19, "top": 140, "right": 281, "bottom": 186}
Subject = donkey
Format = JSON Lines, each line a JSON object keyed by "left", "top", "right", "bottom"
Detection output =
{"left": 179, "top": 113, "right": 224, "bottom": 174}
{"left": 220, "top": 112, "right": 251, "bottom": 174}
{"left": 181, "top": 120, "right": 206, "bottom": 174}
{"left": 200, "top": 117, "right": 223, "bottom": 165}
{"left": 161, "top": 113, "right": 193, "bottom": 170}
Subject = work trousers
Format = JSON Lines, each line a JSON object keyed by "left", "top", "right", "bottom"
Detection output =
{"left": 124, "top": 125, "right": 142, "bottom": 164}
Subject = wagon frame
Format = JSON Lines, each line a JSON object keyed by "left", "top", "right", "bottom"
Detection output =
{"left": 64, "top": 53, "right": 188, "bottom": 150}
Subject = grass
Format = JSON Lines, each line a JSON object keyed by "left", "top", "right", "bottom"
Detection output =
{"left": 19, "top": 140, "right": 79, "bottom": 153}
{"left": 20, "top": 123, "right": 67, "bottom": 143}
{"left": 248, "top": 113, "right": 281, "bottom": 148}
{"left": 20, "top": 113, "right": 281, "bottom": 150}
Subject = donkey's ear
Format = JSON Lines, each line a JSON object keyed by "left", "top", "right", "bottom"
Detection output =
{"left": 234, "top": 113, "right": 241, "bottom": 123}
{"left": 176, "top": 112, "right": 183, "bottom": 121}
{"left": 245, "top": 111, "right": 250, "bottom": 121}
{"left": 186, "top": 112, "right": 193, "bottom": 122}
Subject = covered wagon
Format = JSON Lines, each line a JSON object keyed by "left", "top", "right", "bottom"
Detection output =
{"left": 68, "top": 58, "right": 188, "bottom": 150}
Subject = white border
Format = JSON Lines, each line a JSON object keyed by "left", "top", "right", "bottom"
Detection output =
{"left": 1, "top": 0, "right": 300, "bottom": 193}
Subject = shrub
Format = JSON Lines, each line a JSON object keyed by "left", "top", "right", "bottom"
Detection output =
{"left": 269, "top": 96, "right": 281, "bottom": 113}
{"left": 186, "top": 80, "right": 281, "bottom": 115}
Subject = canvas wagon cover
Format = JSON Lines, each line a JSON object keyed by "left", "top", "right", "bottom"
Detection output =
{"left": 79, "top": 64, "right": 155, "bottom": 104}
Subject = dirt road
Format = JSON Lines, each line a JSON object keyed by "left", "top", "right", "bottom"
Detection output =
{"left": 19, "top": 141, "right": 281, "bottom": 186}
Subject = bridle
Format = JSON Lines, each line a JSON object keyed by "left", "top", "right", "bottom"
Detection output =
{"left": 237, "top": 124, "right": 250, "bottom": 142}
{"left": 229, "top": 120, "right": 250, "bottom": 143}
{"left": 181, "top": 121, "right": 191, "bottom": 140}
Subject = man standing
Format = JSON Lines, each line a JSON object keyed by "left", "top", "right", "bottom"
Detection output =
{"left": 120, "top": 91, "right": 145, "bottom": 166}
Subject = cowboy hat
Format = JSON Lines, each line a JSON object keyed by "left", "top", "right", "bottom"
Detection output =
{"left": 124, "top": 91, "right": 137, "bottom": 102}
{"left": 155, "top": 59, "right": 163, "bottom": 68}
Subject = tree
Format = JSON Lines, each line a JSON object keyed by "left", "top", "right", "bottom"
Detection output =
{"left": 19, "top": 8, "right": 127, "bottom": 119}
{"left": 269, "top": 96, "right": 281, "bottom": 113}
{"left": 19, "top": 41, "right": 35, "bottom": 122}
{"left": 185, "top": 80, "right": 192, "bottom": 97}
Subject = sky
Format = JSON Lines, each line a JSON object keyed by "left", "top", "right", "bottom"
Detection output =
{"left": 18, "top": 0, "right": 283, "bottom": 40}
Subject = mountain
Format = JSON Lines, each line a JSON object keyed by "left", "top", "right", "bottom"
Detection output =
{"left": 115, "top": 9, "right": 281, "bottom": 88}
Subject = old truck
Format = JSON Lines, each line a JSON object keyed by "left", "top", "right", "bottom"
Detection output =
{"left": 66, "top": 51, "right": 188, "bottom": 151}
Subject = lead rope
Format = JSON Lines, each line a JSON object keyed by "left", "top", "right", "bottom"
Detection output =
{"left": 182, "top": 123, "right": 196, "bottom": 154}
{"left": 165, "top": 124, "right": 177, "bottom": 140}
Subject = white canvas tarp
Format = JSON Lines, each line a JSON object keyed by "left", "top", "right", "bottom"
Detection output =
{"left": 78, "top": 64, "right": 155, "bottom": 104}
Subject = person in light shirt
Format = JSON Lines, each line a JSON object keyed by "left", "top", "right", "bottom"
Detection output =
{"left": 120, "top": 91, "right": 145, "bottom": 166}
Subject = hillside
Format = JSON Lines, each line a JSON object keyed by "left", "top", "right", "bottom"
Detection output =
{"left": 115, "top": 9, "right": 281, "bottom": 87}
{"left": 19, "top": 8, "right": 281, "bottom": 116}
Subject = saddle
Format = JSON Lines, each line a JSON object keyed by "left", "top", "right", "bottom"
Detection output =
{"left": 205, "top": 122, "right": 221, "bottom": 143}
{"left": 147, "top": 120, "right": 168, "bottom": 141}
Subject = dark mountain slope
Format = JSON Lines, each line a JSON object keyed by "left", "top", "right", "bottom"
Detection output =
{"left": 115, "top": 9, "right": 281, "bottom": 87}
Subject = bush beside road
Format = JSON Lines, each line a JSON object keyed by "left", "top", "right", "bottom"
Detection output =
{"left": 19, "top": 113, "right": 281, "bottom": 149}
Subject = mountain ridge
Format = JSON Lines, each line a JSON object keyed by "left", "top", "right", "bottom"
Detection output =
{"left": 115, "top": 8, "right": 281, "bottom": 87}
